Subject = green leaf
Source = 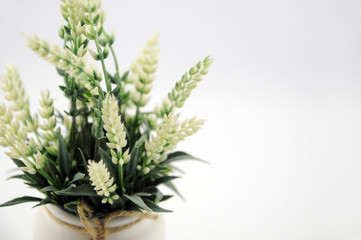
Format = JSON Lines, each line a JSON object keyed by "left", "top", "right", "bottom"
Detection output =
{"left": 162, "top": 151, "right": 209, "bottom": 165}
{"left": 78, "top": 148, "right": 88, "bottom": 172}
{"left": 64, "top": 201, "right": 80, "bottom": 213}
{"left": 93, "top": 13, "right": 100, "bottom": 24}
{"left": 6, "top": 174, "right": 26, "bottom": 181}
{"left": 121, "top": 71, "right": 129, "bottom": 82}
{"left": 155, "top": 190, "right": 163, "bottom": 203}
{"left": 46, "top": 159, "right": 60, "bottom": 181}
{"left": 133, "top": 192, "right": 152, "bottom": 197}
{"left": 56, "top": 68, "right": 67, "bottom": 77}
{"left": 56, "top": 184, "right": 98, "bottom": 197}
{"left": 112, "top": 86, "right": 121, "bottom": 97}
{"left": 89, "top": 50, "right": 101, "bottom": 61}
{"left": 41, "top": 186, "right": 59, "bottom": 192}
{"left": 123, "top": 194, "right": 152, "bottom": 212}
{"left": 58, "top": 132, "right": 70, "bottom": 179}
{"left": 76, "top": 95, "right": 89, "bottom": 102}
{"left": 0, "top": 196, "right": 42, "bottom": 207}
{"left": 11, "top": 158, "right": 47, "bottom": 186}
{"left": 77, "top": 87, "right": 87, "bottom": 95}
{"left": 164, "top": 181, "right": 185, "bottom": 202}
{"left": 125, "top": 146, "right": 139, "bottom": 179}
{"left": 134, "top": 134, "right": 147, "bottom": 148}
{"left": 69, "top": 172, "right": 85, "bottom": 185}
{"left": 33, "top": 197, "right": 55, "bottom": 208}
{"left": 143, "top": 199, "right": 172, "bottom": 212}
{"left": 153, "top": 176, "right": 179, "bottom": 186}
{"left": 58, "top": 85, "right": 67, "bottom": 91}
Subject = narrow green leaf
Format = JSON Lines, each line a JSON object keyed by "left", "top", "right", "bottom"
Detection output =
{"left": 93, "top": 14, "right": 100, "bottom": 24}
{"left": 155, "top": 190, "right": 163, "bottom": 203}
{"left": 0, "top": 196, "right": 42, "bottom": 207}
{"left": 77, "top": 87, "right": 87, "bottom": 95}
{"left": 33, "top": 197, "right": 55, "bottom": 208}
{"left": 153, "top": 176, "right": 179, "bottom": 186}
{"left": 124, "top": 194, "right": 152, "bottom": 212}
{"left": 162, "top": 151, "right": 209, "bottom": 165}
{"left": 121, "top": 71, "right": 129, "bottom": 82}
{"left": 11, "top": 158, "right": 47, "bottom": 186}
{"left": 56, "top": 184, "right": 98, "bottom": 197}
{"left": 41, "top": 186, "right": 59, "bottom": 192}
{"left": 78, "top": 148, "right": 88, "bottom": 171}
{"left": 58, "top": 132, "right": 70, "bottom": 178}
{"left": 6, "top": 174, "right": 26, "bottom": 181}
{"left": 56, "top": 68, "right": 67, "bottom": 77}
{"left": 46, "top": 159, "right": 60, "bottom": 180}
{"left": 133, "top": 192, "right": 152, "bottom": 197}
{"left": 164, "top": 181, "right": 186, "bottom": 202}
{"left": 76, "top": 95, "right": 89, "bottom": 102}
{"left": 64, "top": 201, "right": 80, "bottom": 213}
{"left": 143, "top": 199, "right": 172, "bottom": 212}
{"left": 125, "top": 147, "right": 139, "bottom": 178}
{"left": 69, "top": 172, "right": 85, "bottom": 185}
{"left": 134, "top": 134, "right": 147, "bottom": 148}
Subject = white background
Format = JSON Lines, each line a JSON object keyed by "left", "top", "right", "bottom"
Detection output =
{"left": 1, "top": 0, "right": 361, "bottom": 239}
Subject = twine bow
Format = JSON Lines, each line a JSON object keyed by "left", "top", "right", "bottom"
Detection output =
{"left": 45, "top": 202, "right": 158, "bottom": 240}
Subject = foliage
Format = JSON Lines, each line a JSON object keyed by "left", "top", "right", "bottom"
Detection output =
{"left": 0, "top": 0, "right": 212, "bottom": 217}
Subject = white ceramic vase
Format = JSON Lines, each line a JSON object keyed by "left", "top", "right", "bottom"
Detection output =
{"left": 33, "top": 205, "right": 166, "bottom": 240}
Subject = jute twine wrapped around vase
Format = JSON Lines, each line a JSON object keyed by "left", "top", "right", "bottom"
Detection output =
{"left": 45, "top": 202, "right": 158, "bottom": 240}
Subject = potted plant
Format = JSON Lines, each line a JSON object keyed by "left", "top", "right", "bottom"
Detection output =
{"left": 0, "top": 0, "right": 212, "bottom": 239}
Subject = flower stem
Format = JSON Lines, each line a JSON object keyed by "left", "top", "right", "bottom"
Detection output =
{"left": 89, "top": 12, "right": 111, "bottom": 93}
{"left": 118, "top": 164, "right": 125, "bottom": 194}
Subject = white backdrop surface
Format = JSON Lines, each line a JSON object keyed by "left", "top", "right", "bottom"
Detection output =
{"left": 1, "top": 0, "right": 361, "bottom": 239}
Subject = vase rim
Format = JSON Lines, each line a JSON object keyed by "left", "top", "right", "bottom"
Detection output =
{"left": 46, "top": 204, "right": 140, "bottom": 228}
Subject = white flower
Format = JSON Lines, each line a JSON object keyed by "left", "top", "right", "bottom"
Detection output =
{"left": 129, "top": 33, "right": 159, "bottom": 107}
{"left": 102, "top": 94, "right": 130, "bottom": 165}
{"left": 38, "top": 89, "right": 58, "bottom": 155}
{"left": 145, "top": 113, "right": 180, "bottom": 163}
{"left": 88, "top": 159, "right": 118, "bottom": 204}
{"left": 20, "top": 161, "right": 36, "bottom": 175}
{"left": 27, "top": 35, "right": 95, "bottom": 80}
{"left": 35, "top": 152, "right": 45, "bottom": 170}
{"left": 145, "top": 113, "right": 205, "bottom": 166}
{"left": 157, "top": 56, "right": 213, "bottom": 117}
{"left": 0, "top": 65, "right": 30, "bottom": 116}
{"left": 0, "top": 98, "right": 37, "bottom": 174}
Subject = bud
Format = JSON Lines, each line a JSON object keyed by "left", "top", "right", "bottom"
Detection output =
{"left": 88, "top": 50, "right": 100, "bottom": 61}
{"left": 189, "top": 65, "right": 198, "bottom": 75}
{"left": 100, "top": 10, "right": 106, "bottom": 24}
{"left": 58, "top": 25, "right": 65, "bottom": 39}
{"left": 103, "top": 44, "right": 110, "bottom": 59}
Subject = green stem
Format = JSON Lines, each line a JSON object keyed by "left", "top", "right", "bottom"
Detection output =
{"left": 110, "top": 45, "right": 120, "bottom": 78}
{"left": 93, "top": 139, "right": 100, "bottom": 160}
{"left": 89, "top": 12, "right": 111, "bottom": 93}
{"left": 133, "top": 84, "right": 146, "bottom": 139}
{"left": 118, "top": 163, "right": 125, "bottom": 193}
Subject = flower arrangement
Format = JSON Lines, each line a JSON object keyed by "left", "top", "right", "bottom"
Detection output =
{"left": 0, "top": 0, "right": 212, "bottom": 218}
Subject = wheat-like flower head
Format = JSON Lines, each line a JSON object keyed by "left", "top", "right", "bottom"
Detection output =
{"left": 102, "top": 94, "right": 129, "bottom": 165}
{"left": 38, "top": 89, "right": 58, "bottom": 155}
{"left": 145, "top": 113, "right": 205, "bottom": 167}
{"left": 88, "top": 159, "right": 119, "bottom": 204}
{"left": 129, "top": 33, "right": 160, "bottom": 107}
{"left": 155, "top": 56, "right": 213, "bottom": 117}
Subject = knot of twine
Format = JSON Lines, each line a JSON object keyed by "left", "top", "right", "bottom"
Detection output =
{"left": 45, "top": 202, "right": 158, "bottom": 240}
